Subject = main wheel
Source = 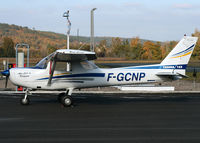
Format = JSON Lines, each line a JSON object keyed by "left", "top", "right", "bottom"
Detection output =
{"left": 61, "top": 96, "right": 73, "bottom": 107}
{"left": 20, "top": 97, "right": 30, "bottom": 105}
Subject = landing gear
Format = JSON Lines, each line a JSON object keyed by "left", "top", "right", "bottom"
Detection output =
{"left": 19, "top": 88, "right": 74, "bottom": 107}
{"left": 20, "top": 97, "right": 30, "bottom": 105}
{"left": 59, "top": 88, "right": 74, "bottom": 107}
{"left": 20, "top": 89, "right": 31, "bottom": 105}
{"left": 61, "top": 96, "right": 72, "bottom": 107}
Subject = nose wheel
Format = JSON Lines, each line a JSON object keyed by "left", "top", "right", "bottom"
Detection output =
{"left": 20, "top": 89, "right": 30, "bottom": 105}
{"left": 20, "top": 97, "right": 30, "bottom": 105}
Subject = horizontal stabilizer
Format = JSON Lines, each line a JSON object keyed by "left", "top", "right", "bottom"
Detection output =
{"left": 156, "top": 72, "right": 189, "bottom": 78}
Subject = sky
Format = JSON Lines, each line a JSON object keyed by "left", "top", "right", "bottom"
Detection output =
{"left": 0, "top": 0, "right": 200, "bottom": 41}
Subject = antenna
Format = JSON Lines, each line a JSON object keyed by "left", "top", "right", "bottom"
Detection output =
{"left": 63, "top": 10, "right": 71, "bottom": 50}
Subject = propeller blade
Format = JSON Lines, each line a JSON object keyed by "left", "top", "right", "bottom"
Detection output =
{"left": 1, "top": 69, "right": 10, "bottom": 77}
{"left": 1, "top": 69, "right": 10, "bottom": 88}
{"left": 47, "top": 60, "right": 56, "bottom": 86}
{"left": 5, "top": 76, "right": 9, "bottom": 88}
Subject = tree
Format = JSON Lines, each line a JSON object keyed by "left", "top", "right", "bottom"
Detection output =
{"left": 0, "top": 47, "right": 3, "bottom": 57}
{"left": 192, "top": 29, "right": 200, "bottom": 60}
{"left": 2, "top": 37, "right": 15, "bottom": 57}
{"left": 111, "top": 37, "right": 129, "bottom": 57}
{"left": 81, "top": 43, "right": 90, "bottom": 51}
{"left": 141, "top": 41, "right": 161, "bottom": 60}
{"left": 141, "top": 41, "right": 153, "bottom": 60}
{"left": 128, "top": 37, "right": 142, "bottom": 60}
{"left": 153, "top": 42, "right": 161, "bottom": 60}
{"left": 95, "top": 40, "right": 107, "bottom": 57}
{"left": 47, "top": 44, "right": 57, "bottom": 55}
{"left": 122, "top": 39, "right": 130, "bottom": 58}
{"left": 111, "top": 37, "right": 122, "bottom": 57}
{"left": 160, "top": 45, "right": 167, "bottom": 59}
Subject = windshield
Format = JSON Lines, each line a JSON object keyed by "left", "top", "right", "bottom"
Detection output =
{"left": 35, "top": 53, "right": 55, "bottom": 69}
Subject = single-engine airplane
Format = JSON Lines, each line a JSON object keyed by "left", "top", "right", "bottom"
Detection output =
{"left": 1, "top": 36, "right": 198, "bottom": 107}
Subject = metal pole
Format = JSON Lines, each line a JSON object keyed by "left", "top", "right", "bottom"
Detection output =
{"left": 67, "top": 35, "right": 69, "bottom": 50}
{"left": 27, "top": 44, "right": 29, "bottom": 67}
{"left": 77, "top": 29, "right": 79, "bottom": 43}
{"left": 63, "top": 10, "right": 71, "bottom": 71}
{"left": 16, "top": 44, "right": 19, "bottom": 67}
{"left": 90, "top": 8, "right": 97, "bottom": 52}
{"left": 63, "top": 10, "right": 71, "bottom": 50}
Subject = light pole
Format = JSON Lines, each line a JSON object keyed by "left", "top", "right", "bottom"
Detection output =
{"left": 90, "top": 8, "right": 97, "bottom": 52}
{"left": 63, "top": 10, "right": 71, "bottom": 50}
{"left": 63, "top": 10, "right": 71, "bottom": 71}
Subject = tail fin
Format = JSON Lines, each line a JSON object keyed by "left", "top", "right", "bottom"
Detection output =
{"left": 161, "top": 36, "right": 198, "bottom": 65}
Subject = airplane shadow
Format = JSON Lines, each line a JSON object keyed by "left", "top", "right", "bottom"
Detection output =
{"left": 73, "top": 94, "right": 191, "bottom": 105}
{"left": 28, "top": 93, "right": 194, "bottom": 107}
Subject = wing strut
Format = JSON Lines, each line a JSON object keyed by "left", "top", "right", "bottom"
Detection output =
{"left": 47, "top": 56, "right": 57, "bottom": 86}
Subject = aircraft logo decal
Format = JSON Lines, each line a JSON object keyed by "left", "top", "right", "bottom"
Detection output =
{"left": 170, "top": 44, "right": 194, "bottom": 59}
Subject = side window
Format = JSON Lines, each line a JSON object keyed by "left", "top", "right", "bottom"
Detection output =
{"left": 80, "top": 61, "right": 98, "bottom": 70}
{"left": 55, "top": 62, "right": 72, "bottom": 71}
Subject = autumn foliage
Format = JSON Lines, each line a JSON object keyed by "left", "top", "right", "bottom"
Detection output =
{"left": 0, "top": 23, "right": 200, "bottom": 61}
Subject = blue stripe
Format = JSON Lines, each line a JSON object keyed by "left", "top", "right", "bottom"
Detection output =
{"left": 124, "top": 64, "right": 187, "bottom": 70}
{"left": 172, "top": 44, "right": 194, "bottom": 56}
{"left": 38, "top": 73, "right": 105, "bottom": 80}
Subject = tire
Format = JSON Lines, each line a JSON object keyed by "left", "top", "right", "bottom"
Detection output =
{"left": 61, "top": 96, "right": 73, "bottom": 107}
{"left": 20, "top": 97, "right": 30, "bottom": 105}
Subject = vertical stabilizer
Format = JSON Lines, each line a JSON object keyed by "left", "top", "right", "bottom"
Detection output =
{"left": 161, "top": 36, "right": 198, "bottom": 65}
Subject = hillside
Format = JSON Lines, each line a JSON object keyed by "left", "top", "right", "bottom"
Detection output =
{"left": 0, "top": 23, "right": 72, "bottom": 49}
{"left": 1, "top": 23, "right": 187, "bottom": 61}
{"left": 0, "top": 23, "right": 153, "bottom": 49}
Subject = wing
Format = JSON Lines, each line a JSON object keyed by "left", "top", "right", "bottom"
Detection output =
{"left": 54, "top": 49, "right": 96, "bottom": 62}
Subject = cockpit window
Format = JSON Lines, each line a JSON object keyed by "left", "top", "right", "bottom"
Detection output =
{"left": 80, "top": 60, "right": 98, "bottom": 70}
{"left": 35, "top": 53, "right": 55, "bottom": 69}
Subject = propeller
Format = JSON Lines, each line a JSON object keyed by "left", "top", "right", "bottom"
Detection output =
{"left": 1, "top": 69, "right": 10, "bottom": 88}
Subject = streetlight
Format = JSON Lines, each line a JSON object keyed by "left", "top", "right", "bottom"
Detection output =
{"left": 63, "top": 10, "right": 71, "bottom": 50}
{"left": 90, "top": 8, "right": 97, "bottom": 52}
{"left": 63, "top": 10, "right": 71, "bottom": 71}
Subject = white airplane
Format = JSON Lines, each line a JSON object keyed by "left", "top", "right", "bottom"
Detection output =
{"left": 1, "top": 36, "right": 198, "bottom": 107}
